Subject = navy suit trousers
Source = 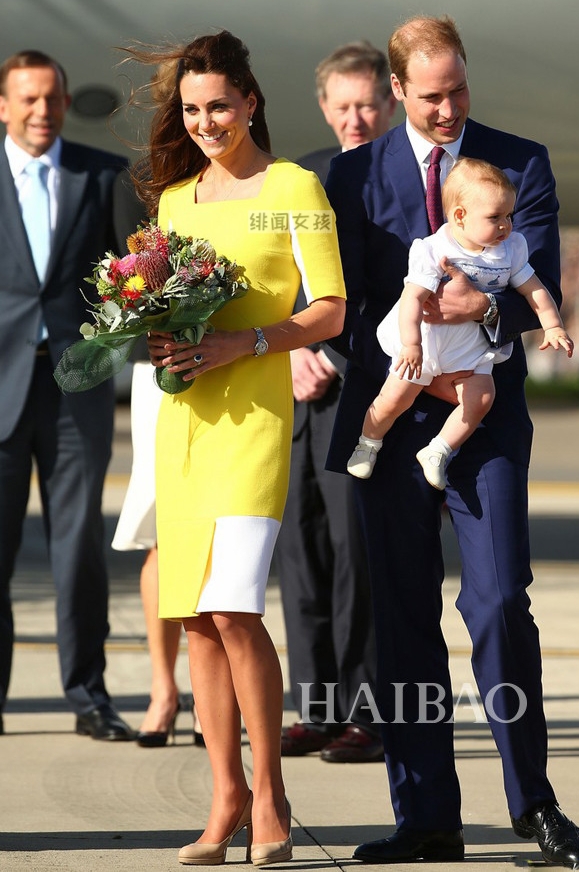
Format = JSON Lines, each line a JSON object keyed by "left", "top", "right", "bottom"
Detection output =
{"left": 352, "top": 389, "right": 556, "bottom": 827}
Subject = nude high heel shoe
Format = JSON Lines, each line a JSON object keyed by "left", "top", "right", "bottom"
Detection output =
{"left": 178, "top": 792, "right": 253, "bottom": 866}
{"left": 250, "top": 799, "right": 293, "bottom": 867}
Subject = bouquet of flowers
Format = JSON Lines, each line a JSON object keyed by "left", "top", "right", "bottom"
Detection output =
{"left": 54, "top": 222, "right": 247, "bottom": 395}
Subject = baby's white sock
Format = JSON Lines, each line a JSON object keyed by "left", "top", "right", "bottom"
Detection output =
{"left": 360, "top": 435, "right": 383, "bottom": 450}
{"left": 429, "top": 435, "right": 452, "bottom": 457}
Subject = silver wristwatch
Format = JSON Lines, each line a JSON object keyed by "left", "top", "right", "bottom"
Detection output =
{"left": 481, "top": 292, "right": 498, "bottom": 327}
{"left": 253, "top": 326, "right": 269, "bottom": 356}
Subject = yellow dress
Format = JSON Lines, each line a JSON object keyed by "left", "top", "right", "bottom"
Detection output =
{"left": 155, "top": 158, "right": 346, "bottom": 618}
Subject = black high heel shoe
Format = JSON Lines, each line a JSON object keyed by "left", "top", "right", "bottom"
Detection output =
{"left": 192, "top": 703, "right": 205, "bottom": 747}
{"left": 136, "top": 700, "right": 181, "bottom": 748}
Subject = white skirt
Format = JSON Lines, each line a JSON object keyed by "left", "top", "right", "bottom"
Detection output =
{"left": 111, "top": 362, "right": 163, "bottom": 551}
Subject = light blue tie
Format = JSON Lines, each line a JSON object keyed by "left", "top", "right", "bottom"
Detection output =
{"left": 22, "top": 159, "right": 51, "bottom": 282}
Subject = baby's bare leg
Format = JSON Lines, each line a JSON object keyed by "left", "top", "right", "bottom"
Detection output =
{"left": 348, "top": 375, "right": 424, "bottom": 479}
{"left": 416, "top": 372, "right": 495, "bottom": 490}
{"left": 437, "top": 373, "right": 495, "bottom": 451}
{"left": 362, "top": 374, "right": 424, "bottom": 440}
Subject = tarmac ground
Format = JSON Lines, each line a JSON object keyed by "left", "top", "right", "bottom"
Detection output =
{"left": 1, "top": 402, "right": 578, "bottom": 871}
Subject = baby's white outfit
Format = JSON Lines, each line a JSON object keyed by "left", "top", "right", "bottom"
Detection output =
{"left": 377, "top": 224, "right": 535, "bottom": 386}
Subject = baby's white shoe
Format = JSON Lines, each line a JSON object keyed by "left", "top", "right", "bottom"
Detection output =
{"left": 416, "top": 445, "right": 448, "bottom": 490}
{"left": 347, "top": 441, "right": 379, "bottom": 479}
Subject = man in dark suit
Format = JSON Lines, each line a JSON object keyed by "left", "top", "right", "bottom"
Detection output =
{"left": 276, "top": 42, "right": 395, "bottom": 762}
{"left": 325, "top": 15, "right": 579, "bottom": 868}
{"left": 0, "top": 50, "right": 135, "bottom": 740}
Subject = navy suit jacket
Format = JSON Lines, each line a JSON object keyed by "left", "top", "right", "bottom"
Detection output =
{"left": 325, "top": 118, "right": 561, "bottom": 469}
{"left": 0, "top": 139, "right": 129, "bottom": 441}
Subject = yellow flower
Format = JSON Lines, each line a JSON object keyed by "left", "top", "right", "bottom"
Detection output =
{"left": 123, "top": 275, "right": 146, "bottom": 294}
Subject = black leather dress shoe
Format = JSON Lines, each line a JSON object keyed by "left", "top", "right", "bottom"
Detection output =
{"left": 511, "top": 802, "right": 579, "bottom": 869}
{"left": 320, "top": 725, "right": 383, "bottom": 763}
{"left": 353, "top": 828, "right": 465, "bottom": 863}
{"left": 280, "top": 722, "right": 334, "bottom": 756}
{"left": 76, "top": 703, "right": 136, "bottom": 741}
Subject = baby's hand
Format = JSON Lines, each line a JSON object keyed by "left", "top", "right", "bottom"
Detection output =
{"left": 539, "top": 327, "right": 574, "bottom": 358}
{"left": 394, "top": 344, "right": 423, "bottom": 380}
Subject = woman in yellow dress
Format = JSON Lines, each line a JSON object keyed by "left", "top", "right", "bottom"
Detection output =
{"left": 131, "top": 31, "right": 346, "bottom": 866}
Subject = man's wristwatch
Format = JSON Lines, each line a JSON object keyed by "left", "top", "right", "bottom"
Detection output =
{"left": 481, "top": 292, "right": 499, "bottom": 327}
{"left": 253, "top": 326, "right": 269, "bottom": 356}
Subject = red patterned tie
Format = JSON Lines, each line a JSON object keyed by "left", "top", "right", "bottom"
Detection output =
{"left": 426, "top": 146, "right": 445, "bottom": 233}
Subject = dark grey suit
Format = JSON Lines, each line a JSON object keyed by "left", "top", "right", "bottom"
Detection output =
{"left": 0, "top": 139, "right": 130, "bottom": 716}
{"left": 275, "top": 147, "right": 378, "bottom": 732}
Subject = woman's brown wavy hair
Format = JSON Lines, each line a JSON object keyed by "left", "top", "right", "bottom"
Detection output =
{"left": 126, "top": 31, "right": 271, "bottom": 217}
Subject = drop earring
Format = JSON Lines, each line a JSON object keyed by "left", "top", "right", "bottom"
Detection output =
{"left": 248, "top": 117, "right": 253, "bottom": 127}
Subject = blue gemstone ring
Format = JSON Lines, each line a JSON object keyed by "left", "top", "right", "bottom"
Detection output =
{"left": 194, "top": 353, "right": 203, "bottom": 363}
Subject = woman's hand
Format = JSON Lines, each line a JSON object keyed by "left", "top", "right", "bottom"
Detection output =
{"left": 147, "top": 331, "right": 174, "bottom": 367}
{"left": 148, "top": 328, "right": 252, "bottom": 382}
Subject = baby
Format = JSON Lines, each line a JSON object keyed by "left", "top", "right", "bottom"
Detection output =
{"left": 347, "top": 157, "right": 574, "bottom": 487}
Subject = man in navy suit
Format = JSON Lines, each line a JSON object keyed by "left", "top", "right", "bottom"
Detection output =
{"left": 276, "top": 42, "right": 395, "bottom": 762}
{"left": 325, "top": 15, "right": 579, "bottom": 868}
{"left": 0, "top": 50, "right": 135, "bottom": 740}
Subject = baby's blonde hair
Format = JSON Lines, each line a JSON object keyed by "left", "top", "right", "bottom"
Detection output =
{"left": 442, "top": 157, "right": 517, "bottom": 217}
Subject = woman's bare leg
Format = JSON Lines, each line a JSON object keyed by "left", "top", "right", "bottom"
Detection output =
{"left": 213, "top": 612, "right": 288, "bottom": 845}
{"left": 139, "top": 546, "right": 182, "bottom": 732}
{"left": 184, "top": 613, "right": 251, "bottom": 845}
{"left": 186, "top": 611, "right": 288, "bottom": 845}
